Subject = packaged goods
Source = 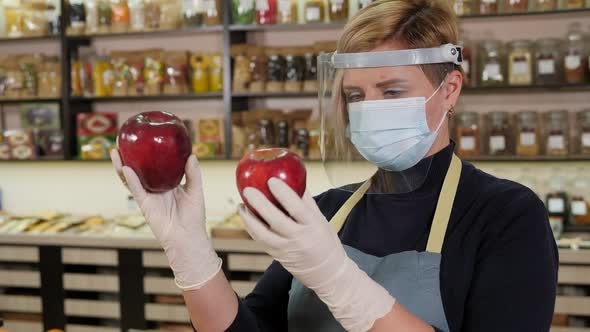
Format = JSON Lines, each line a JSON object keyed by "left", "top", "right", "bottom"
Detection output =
{"left": 111, "top": 0, "right": 130, "bottom": 32}
{"left": 4, "top": 129, "right": 36, "bottom": 160}
{"left": 163, "top": 51, "right": 188, "bottom": 95}
{"left": 190, "top": 52, "right": 209, "bottom": 93}
{"left": 20, "top": 103, "right": 60, "bottom": 129}
{"left": 232, "top": 0, "right": 255, "bottom": 24}
{"left": 143, "top": 50, "right": 164, "bottom": 95}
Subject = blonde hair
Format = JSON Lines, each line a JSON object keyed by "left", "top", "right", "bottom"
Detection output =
{"left": 338, "top": 0, "right": 461, "bottom": 85}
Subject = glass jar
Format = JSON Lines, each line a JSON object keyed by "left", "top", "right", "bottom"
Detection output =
{"left": 97, "top": 0, "right": 112, "bottom": 33}
{"left": 265, "top": 48, "right": 286, "bottom": 93}
{"left": 545, "top": 110, "right": 569, "bottom": 156}
{"left": 508, "top": 40, "right": 533, "bottom": 86}
{"left": 535, "top": 38, "right": 562, "bottom": 85}
{"left": 276, "top": 120, "right": 290, "bottom": 147}
{"left": 479, "top": 40, "right": 505, "bottom": 86}
{"left": 258, "top": 119, "right": 275, "bottom": 148}
{"left": 564, "top": 24, "right": 587, "bottom": 84}
{"left": 208, "top": 53, "right": 223, "bottom": 92}
{"left": 328, "top": 0, "right": 348, "bottom": 22}
{"left": 534, "top": 0, "right": 556, "bottom": 11}
{"left": 479, "top": 0, "right": 498, "bottom": 13}
{"left": 487, "top": 111, "right": 513, "bottom": 155}
{"left": 456, "top": 112, "right": 480, "bottom": 156}
{"left": 577, "top": 110, "right": 590, "bottom": 155}
{"left": 277, "top": 0, "right": 298, "bottom": 23}
{"left": 516, "top": 111, "right": 541, "bottom": 156}
{"left": 304, "top": 0, "right": 325, "bottom": 23}
{"left": 248, "top": 46, "right": 267, "bottom": 93}
{"left": 203, "top": 0, "right": 221, "bottom": 25}
{"left": 284, "top": 47, "right": 305, "bottom": 93}
{"left": 67, "top": 0, "right": 86, "bottom": 35}
{"left": 232, "top": 45, "right": 251, "bottom": 93}
{"left": 232, "top": 0, "right": 256, "bottom": 25}
{"left": 303, "top": 47, "right": 317, "bottom": 92}
{"left": 359, "top": 0, "right": 374, "bottom": 9}
{"left": 453, "top": 0, "right": 473, "bottom": 15}
{"left": 459, "top": 35, "right": 472, "bottom": 87}
{"left": 504, "top": 0, "right": 528, "bottom": 12}
{"left": 546, "top": 171, "right": 568, "bottom": 239}
{"left": 111, "top": 0, "right": 130, "bottom": 33}
{"left": 570, "top": 170, "right": 590, "bottom": 225}
{"left": 256, "top": 0, "right": 277, "bottom": 25}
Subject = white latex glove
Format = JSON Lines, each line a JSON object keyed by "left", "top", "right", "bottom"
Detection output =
{"left": 111, "top": 150, "right": 221, "bottom": 290}
{"left": 239, "top": 178, "right": 396, "bottom": 332}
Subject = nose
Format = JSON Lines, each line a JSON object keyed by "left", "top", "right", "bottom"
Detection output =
{"left": 364, "top": 88, "right": 383, "bottom": 102}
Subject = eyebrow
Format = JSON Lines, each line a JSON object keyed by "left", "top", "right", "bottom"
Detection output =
{"left": 343, "top": 78, "right": 408, "bottom": 90}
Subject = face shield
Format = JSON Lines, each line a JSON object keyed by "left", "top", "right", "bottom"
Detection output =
{"left": 319, "top": 44, "right": 463, "bottom": 194}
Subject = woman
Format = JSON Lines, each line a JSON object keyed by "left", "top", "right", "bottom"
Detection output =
{"left": 112, "top": 0, "right": 558, "bottom": 331}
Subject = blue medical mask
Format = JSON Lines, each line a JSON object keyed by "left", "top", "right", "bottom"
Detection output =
{"left": 347, "top": 80, "right": 447, "bottom": 172}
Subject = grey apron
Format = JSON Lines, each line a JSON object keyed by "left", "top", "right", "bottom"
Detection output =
{"left": 287, "top": 154, "right": 462, "bottom": 332}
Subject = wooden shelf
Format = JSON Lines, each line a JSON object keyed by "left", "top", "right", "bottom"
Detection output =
{"left": 0, "top": 97, "right": 60, "bottom": 104}
{"left": 66, "top": 26, "right": 223, "bottom": 40}
{"left": 0, "top": 35, "right": 59, "bottom": 43}
{"left": 461, "top": 7, "right": 590, "bottom": 19}
{"left": 70, "top": 92, "right": 223, "bottom": 102}
{"left": 233, "top": 91, "right": 316, "bottom": 98}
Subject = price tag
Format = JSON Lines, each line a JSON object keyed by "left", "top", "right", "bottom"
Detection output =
{"left": 460, "top": 136, "right": 476, "bottom": 151}
{"left": 490, "top": 135, "right": 506, "bottom": 152}
{"left": 548, "top": 198, "right": 565, "bottom": 213}
{"left": 512, "top": 61, "right": 529, "bottom": 75}
{"left": 256, "top": 0, "right": 269, "bottom": 11}
{"left": 548, "top": 135, "right": 565, "bottom": 150}
{"left": 485, "top": 63, "right": 501, "bottom": 79}
{"left": 572, "top": 201, "right": 588, "bottom": 216}
{"left": 583, "top": 133, "right": 590, "bottom": 147}
{"left": 306, "top": 7, "right": 321, "bottom": 21}
{"left": 538, "top": 59, "right": 555, "bottom": 75}
{"left": 520, "top": 132, "right": 536, "bottom": 146}
{"left": 278, "top": 0, "right": 291, "bottom": 11}
{"left": 565, "top": 55, "right": 581, "bottom": 70}
{"left": 461, "top": 60, "right": 470, "bottom": 75}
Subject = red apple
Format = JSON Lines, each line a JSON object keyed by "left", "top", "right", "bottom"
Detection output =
{"left": 118, "top": 111, "right": 192, "bottom": 193}
{"left": 236, "top": 148, "right": 307, "bottom": 216}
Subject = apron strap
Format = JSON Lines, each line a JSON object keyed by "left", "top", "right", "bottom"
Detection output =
{"left": 329, "top": 153, "right": 462, "bottom": 254}
{"left": 330, "top": 180, "right": 371, "bottom": 233}
{"left": 425, "top": 154, "right": 462, "bottom": 254}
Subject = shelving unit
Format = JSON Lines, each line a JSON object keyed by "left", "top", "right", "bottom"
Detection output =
{"left": 0, "top": 3, "right": 588, "bottom": 163}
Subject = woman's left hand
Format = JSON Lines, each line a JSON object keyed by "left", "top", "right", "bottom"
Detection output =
{"left": 239, "top": 178, "right": 395, "bottom": 332}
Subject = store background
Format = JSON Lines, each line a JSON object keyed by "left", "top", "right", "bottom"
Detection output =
{"left": 0, "top": 0, "right": 590, "bottom": 331}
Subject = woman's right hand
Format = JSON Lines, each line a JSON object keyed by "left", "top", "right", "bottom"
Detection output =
{"left": 111, "top": 149, "right": 222, "bottom": 291}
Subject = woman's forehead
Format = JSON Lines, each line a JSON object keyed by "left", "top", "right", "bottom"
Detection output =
{"left": 342, "top": 66, "right": 424, "bottom": 87}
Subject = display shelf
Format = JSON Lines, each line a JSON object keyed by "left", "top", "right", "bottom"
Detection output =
{"left": 66, "top": 26, "right": 223, "bottom": 40}
{"left": 462, "top": 84, "right": 590, "bottom": 94}
{"left": 70, "top": 93, "right": 223, "bottom": 103}
{"left": 465, "top": 155, "right": 590, "bottom": 162}
{"left": 229, "top": 22, "right": 345, "bottom": 32}
{"left": 461, "top": 7, "right": 590, "bottom": 19}
{"left": 232, "top": 91, "right": 317, "bottom": 98}
{"left": 0, "top": 35, "right": 59, "bottom": 43}
{"left": 0, "top": 97, "right": 61, "bottom": 104}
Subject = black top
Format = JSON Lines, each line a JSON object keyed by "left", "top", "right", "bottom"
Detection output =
{"left": 226, "top": 143, "right": 558, "bottom": 332}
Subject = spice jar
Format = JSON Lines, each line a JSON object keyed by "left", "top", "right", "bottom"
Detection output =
{"left": 276, "top": 120, "right": 290, "bottom": 147}
{"left": 277, "top": 0, "right": 298, "bottom": 23}
{"left": 479, "top": 0, "right": 498, "bottom": 14}
{"left": 564, "top": 24, "right": 587, "bottom": 85}
{"left": 248, "top": 47, "right": 267, "bottom": 93}
{"left": 479, "top": 40, "right": 505, "bottom": 87}
{"left": 284, "top": 47, "right": 305, "bottom": 93}
{"left": 453, "top": 0, "right": 473, "bottom": 15}
{"left": 232, "top": 0, "right": 256, "bottom": 25}
{"left": 546, "top": 172, "right": 568, "bottom": 239}
{"left": 97, "top": 0, "right": 112, "bottom": 34}
{"left": 535, "top": 38, "right": 562, "bottom": 85}
{"left": 487, "top": 111, "right": 512, "bottom": 155}
{"left": 304, "top": 0, "right": 325, "bottom": 23}
{"left": 577, "top": 109, "right": 590, "bottom": 155}
{"left": 292, "top": 127, "right": 310, "bottom": 158}
{"left": 203, "top": 0, "right": 221, "bottom": 25}
{"left": 67, "top": 0, "right": 86, "bottom": 35}
{"left": 183, "top": 0, "right": 205, "bottom": 26}
{"left": 508, "top": 40, "right": 533, "bottom": 86}
{"left": 328, "top": 0, "right": 348, "bottom": 22}
{"left": 504, "top": 0, "right": 528, "bottom": 12}
{"left": 258, "top": 119, "right": 275, "bottom": 148}
{"left": 265, "top": 48, "right": 286, "bottom": 93}
{"left": 256, "top": 0, "right": 277, "bottom": 25}
{"left": 303, "top": 47, "right": 318, "bottom": 92}
{"left": 545, "top": 110, "right": 569, "bottom": 156}
{"left": 455, "top": 112, "right": 480, "bottom": 156}
{"left": 459, "top": 35, "right": 472, "bottom": 87}
{"left": 516, "top": 111, "right": 541, "bottom": 156}
{"left": 570, "top": 170, "right": 590, "bottom": 225}
{"left": 534, "top": 0, "right": 556, "bottom": 11}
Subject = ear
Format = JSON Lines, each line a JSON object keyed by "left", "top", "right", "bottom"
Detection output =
{"left": 443, "top": 70, "right": 463, "bottom": 110}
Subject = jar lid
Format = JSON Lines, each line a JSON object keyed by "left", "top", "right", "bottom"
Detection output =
{"left": 509, "top": 39, "right": 532, "bottom": 48}
{"left": 547, "top": 110, "right": 568, "bottom": 120}
{"left": 518, "top": 111, "right": 538, "bottom": 120}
